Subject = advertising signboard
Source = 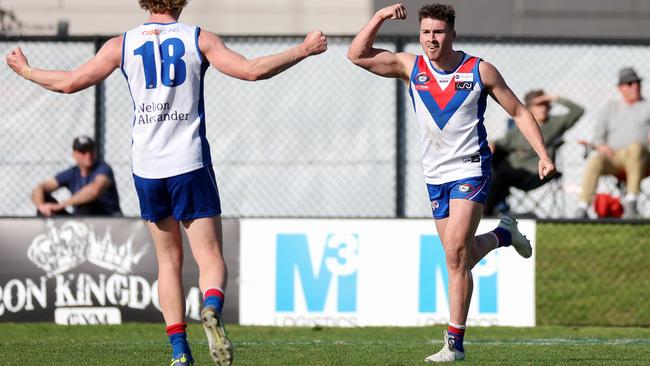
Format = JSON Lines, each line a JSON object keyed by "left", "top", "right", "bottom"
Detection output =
{"left": 240, "top": 219, "right": 535, "bottom": 327}
{"left": 0, "top": 218, "right": 239, "bottom": 324}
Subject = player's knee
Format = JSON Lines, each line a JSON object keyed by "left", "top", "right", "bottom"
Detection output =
{"left": 627, "top": 142, "right": 644, "bottom": 157}
{"left": 444, "top": 242, "right": 467, "bottom": 272}
{"left": 587, "top": 155, "right": 607, "bottom": 171}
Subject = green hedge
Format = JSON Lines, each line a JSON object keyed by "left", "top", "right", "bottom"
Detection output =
{"left": 536, "top": 222, "right": 650, "bottom": 326}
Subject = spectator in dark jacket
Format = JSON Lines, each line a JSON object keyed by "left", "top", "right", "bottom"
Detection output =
{"left": 31, "top": 135, "right": 121, "bottom": 216}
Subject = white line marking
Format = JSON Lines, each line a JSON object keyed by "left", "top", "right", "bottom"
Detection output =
{"left": 231, "top": 338, "right": 650, "bottom": 347}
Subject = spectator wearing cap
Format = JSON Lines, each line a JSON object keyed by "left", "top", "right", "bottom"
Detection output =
{"left": 576, "top": 67, "right": 650, "bottom": 218}
{"left": 31, "top": 135, "right": 121, "bottom": 216}
{"left": 485, "top": 89, "right": 584, "bottom": 216}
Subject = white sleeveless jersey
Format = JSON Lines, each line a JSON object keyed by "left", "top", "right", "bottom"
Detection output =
{"left": 121, "top": 22, "right": 211, "bottom": 178}
{"left": 408, "top": 53, "right": 492, "bottom": 185}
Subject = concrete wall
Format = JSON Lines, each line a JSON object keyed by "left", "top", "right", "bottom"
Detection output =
{"left": 0, "top": 0, "right": 372, "bottom": 36}
{"left": 4, "top": 0, "right": 650, "bottom": 38}
{"left": 374, "top": 0, "right": 650, "bottom": 39}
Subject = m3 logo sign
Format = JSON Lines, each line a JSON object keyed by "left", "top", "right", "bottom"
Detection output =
{"left": 419, "top": 235, "right": 498, "bottom": 314}
{"left": 275, "top": 233, "right": 359, "bottom": 312}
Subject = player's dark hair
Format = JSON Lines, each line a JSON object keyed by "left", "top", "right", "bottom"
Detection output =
{"left": 139, "top": 0, "right": 188, "bottom": 13}
{"left": 418, "top": 3, "right": 455, "bottom": 29}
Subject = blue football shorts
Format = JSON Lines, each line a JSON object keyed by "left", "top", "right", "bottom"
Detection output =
{"left": 426, "top": 175, "right": 491, "bottom": 220}
{"left": 133, "top": 166, "right": 222, "bottom": 222}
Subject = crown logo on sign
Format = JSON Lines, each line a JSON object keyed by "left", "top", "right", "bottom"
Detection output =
{"left": 27, "top": 221, "right": 89, "bottom": 277}
{"left": 27, "top": 220, "right": 150, "bottom": 277}
{"left": 86, "top": 228, "right": 148, "bottom": 274}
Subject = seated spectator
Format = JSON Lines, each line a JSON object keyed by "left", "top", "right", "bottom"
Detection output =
{"left": 32, "top": 135, "right": 122, "bottom": 216}
{"left": 485, "top": 90, "right": 584, "bottom": 216}
{"left": 576, "top": 67, "right": 650, "bottom": 219}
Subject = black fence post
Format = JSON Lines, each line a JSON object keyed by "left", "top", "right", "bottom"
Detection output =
{"left": 395, "top": 36, "right": 407, "bottom": 218}
{"left": 93, "top": 37, "right": 106, "bottom": 162}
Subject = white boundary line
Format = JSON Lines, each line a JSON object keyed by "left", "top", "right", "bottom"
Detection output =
{"left": 232, "top": 338, "right": 650, "bottom": 346}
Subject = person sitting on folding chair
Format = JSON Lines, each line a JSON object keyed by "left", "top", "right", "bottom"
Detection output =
{"left": 485, "top": 90, "right": 584, "bottom": 216}
{"left": 576, "top": 67, "right": 650, "bottom": 219}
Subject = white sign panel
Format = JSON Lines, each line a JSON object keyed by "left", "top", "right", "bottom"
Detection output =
{"left": 54, "top": 307, "right": 122, "bottom": 325}
{"left": 240, "top": 219, "right": 535, "bottom": 327}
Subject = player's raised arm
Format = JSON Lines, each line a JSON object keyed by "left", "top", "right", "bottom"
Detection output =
{"left": 480, "top": 60, "right": 555, "bottom": 179}
{"left": 5, "top": 36, "right": 122, "bottom": 94}
{"left": 347, "top": 3, "right": 413, "bottom": 80}
{"left": 199, "top": 30, "right": 327, "bottom": 81}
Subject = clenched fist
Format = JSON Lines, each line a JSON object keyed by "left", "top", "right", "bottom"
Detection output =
{"left": 538, "top": 158, "right": 556, "bottom": 180}
{"left": 6, "top": 47, "right": 30, "bottom": 77}
{"left": 376, "top": 3, "right": 407, "bottom": 21}
{"left": 302, "top": 30, "right": 328, "bottom": 56}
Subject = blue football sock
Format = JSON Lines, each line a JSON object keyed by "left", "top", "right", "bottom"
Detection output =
{"left": 203, "top": 288, "right": 225, "bottom": 313}
{"left": 492, "top": 226, "right": 512, "bottom": 247}
{"left": 447, "top": 324, "right": 466, "bottom": 353}
{"left": 166, "top": 323, "right": 192, "bottom": 359}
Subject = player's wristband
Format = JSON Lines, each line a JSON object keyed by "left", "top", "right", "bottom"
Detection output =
{"left": 21, "top": 65, "right": 32, "bottom": 81}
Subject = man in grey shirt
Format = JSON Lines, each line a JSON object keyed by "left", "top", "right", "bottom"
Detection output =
{"left": 576, "top": 67, "right": 650, "bottom": 218}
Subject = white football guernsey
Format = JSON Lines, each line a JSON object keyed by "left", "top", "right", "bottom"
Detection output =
{"left": 408, "top": 53, "right": 492, "bottom": 185}
{"left": 121, "top": 22, "right": 211, "bottom": 179}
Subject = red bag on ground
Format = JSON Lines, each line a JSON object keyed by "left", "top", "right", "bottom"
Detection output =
{"left": 594, "top": 193, "right": 623, "bottom": 218}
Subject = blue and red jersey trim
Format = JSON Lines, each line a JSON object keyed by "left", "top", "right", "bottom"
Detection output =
{"left": 409, "top": 54, "right": 481, "bottom": 130}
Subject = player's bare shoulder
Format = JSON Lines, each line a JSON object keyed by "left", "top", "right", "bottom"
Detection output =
{"left": 97, "top": 35, "right": 124, "bottom": 68}
{"left": 197, "top": 30, "right": 225, "bottom": 55}
{"left": 396, "top": 52, "right": 417, "bottom": 80}
{"left": 103, "top": 35, "right": 124, "bottom": 54}
{"left": 477, "top": 60, "right": 504, "bottom": 89}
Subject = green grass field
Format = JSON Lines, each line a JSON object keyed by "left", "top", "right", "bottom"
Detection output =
{"left": 536, "top": 223, "right": 650, "bottom": 326}
{"left": 1, "top": 323, "right": 650, "bottom": 365}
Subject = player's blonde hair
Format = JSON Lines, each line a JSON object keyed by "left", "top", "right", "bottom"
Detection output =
{"left": 139, "top": 0, "right": 188, "bottom": 13}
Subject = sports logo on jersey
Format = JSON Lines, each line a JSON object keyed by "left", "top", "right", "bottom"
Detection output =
{"left": 431, "top": 200, "right": 439, "bottom": 211}
{"left": 437, "top": 76, "right": 453, "bottom": 90}
{"left": 141, "top": 26, "right": 180, "bottom": 36}
{"left": 463, "top": 154, "right": 481, "bottom": 164}
{"left": 455, "top": 73, "right": 474, "bottom": 82}
{"left": 416, "top": 72, "right": 430, "bottom": 83}
{"left": 455, "top": 82, "right": 474, "bottom": 91}
{"left": 458, "top": 184, "right": 473, "bottom": 193}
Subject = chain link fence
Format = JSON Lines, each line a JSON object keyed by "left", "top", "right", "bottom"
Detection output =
{"left": 0, "top": 39, "right": 98, "bottom": 216}
{"left": 2, "top": 35, "right": 650, "bottom": 218}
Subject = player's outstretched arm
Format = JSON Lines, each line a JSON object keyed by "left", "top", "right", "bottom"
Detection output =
{"left": 5, "top": 36, "right": 122, "bottom": 94}
{"left": 199, "top": 30, "right": 327, "bottom": 81}
{"left": 480, "top": 61, "right": 555, "bottom": 179}
{"left": 347, "top": 3, "right": 413, "bottom": 80}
